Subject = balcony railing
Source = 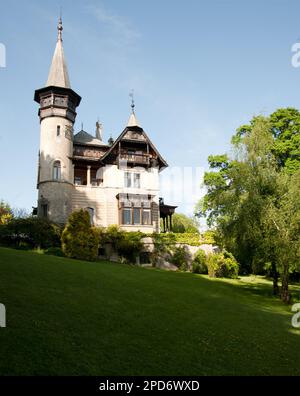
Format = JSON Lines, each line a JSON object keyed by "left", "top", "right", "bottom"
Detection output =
{"left": 118, "top": 153, "right": 150, "bottom": 165}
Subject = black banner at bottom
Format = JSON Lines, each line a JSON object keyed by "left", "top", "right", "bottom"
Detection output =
{"left": 0, "top": 376, "right": 294, "bottom": 394}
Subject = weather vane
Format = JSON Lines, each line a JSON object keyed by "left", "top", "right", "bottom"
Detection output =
{"left": 129, "top": 89, "right": 135, "bottom": 113}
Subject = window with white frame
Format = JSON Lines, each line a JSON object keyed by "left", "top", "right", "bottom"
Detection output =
{"left": 124, "top": 172, "right": 141, "bottom": 189}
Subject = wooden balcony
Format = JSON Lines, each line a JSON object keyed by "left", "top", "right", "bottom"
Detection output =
{"left": 118, "top": 153, "right": 150, "bottom": 166}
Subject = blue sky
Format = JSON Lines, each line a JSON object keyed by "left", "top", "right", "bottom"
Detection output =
{"left": 1, "top": 0, "right": 300, "bottom": 217}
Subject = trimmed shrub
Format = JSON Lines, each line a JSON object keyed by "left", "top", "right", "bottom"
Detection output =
{"left": 207, "top": 251, "right": 239, "bottom": 279}
{"left": 61, "top": 210, "right": 99, "bottom": 261}
{"left": 192, "top": 249, "right": 208, "bottom": 274}
{"left": 0, "top": 217, "right": 61, "bottom": 249}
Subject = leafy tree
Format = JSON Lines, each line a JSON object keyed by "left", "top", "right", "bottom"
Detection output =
{"left": 0, "top": 200, "right": 13, "bottom": 225}
{"left": 62, "top": 210, "right": 99, "bottom": 261}
{"left": 161, "top": 213, "right": 199, "bottom": 233}
{"left": 196, "top": 113, "right": 300, "bottom": 301}
{"left": 261, "top": 170, "right": 300, "bottom": 302}
{"left": 233, "top": 108, "right": 300, "bottom": 174}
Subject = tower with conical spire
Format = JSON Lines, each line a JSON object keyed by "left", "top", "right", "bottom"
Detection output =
{"left": 33, "top": 19, "right": 174, "bottom": 232}
{"left": 34, "top": 17, "right": 81, "bottom": 223}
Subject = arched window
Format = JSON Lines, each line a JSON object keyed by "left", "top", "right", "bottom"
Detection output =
{"left": 86, "top": 207, "right": 95, "bottom": 225}
{"left": 53, "top": 161, "right": 61, "bottom": 180}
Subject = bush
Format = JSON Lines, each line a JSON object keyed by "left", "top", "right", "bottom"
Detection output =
{"left": 102, "top": 225, "right": 125, "bottom": 250}
{"left": 192, "top": 249, "right": 208, "bottom": 274}
{"left": 151, "top": 232, "right": 176, "bottom": 266}
{"left": 207, "top": 251, "right": 239, "bottom": 279}
{"left": 116, "top": 232, "right": 144, "bottom": 264}
{"left": 0, "top": 217, "right": 61, "bottom": 249}
{"left": 171, "top": 246, "right": 189, "bottom": 271}
{"left": 202, "top": 230, "right": 217, "bottom": 244}
{"left": 100, "top": 225, "right": 144, "bottom": 264}
{"left": 62, "top": 210, "right": 99, "bottom": 261}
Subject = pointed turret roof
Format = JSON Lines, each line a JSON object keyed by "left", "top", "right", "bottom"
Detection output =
{"left": 127, "top": 111, "right": 140, "bottom": 127}
{"left": 46, "top": 18, "right": 71, "bottom": 88}
{"left": 127, "top": 91, "right": 140, "bottom": 127}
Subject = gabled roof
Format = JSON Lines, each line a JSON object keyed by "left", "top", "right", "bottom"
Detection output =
{"left": 100, "top": 120, "right": 168, "bottom": 170}
{"left": 73, "top": 130, "right": 108, "bottom": 147}
{"left": 46, "top": 18, "right": 71, "bottom": 89}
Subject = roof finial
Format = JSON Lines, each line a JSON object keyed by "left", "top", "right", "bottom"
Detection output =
{"left": 81, "top": 122, "right": 83, "bottom": 130}
{"left": 96, "top": 119, "right": 103, "bottom": 141}
{"left": 57, "top": 14, "right": 63, "bottom": 42}
{"left": 129, "top": 89, "right": 135, "bottom": 113}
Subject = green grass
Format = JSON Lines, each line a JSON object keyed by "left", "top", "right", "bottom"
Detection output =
{"left": 0, "top": 247, "right": 299, "bottom": 376}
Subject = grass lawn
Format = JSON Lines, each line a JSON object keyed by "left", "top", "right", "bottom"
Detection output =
{"left": 0, "top": 247, "right": 299, "bottom": 376}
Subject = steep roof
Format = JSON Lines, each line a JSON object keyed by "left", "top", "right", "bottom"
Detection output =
{"left": 46, "top": 18, "right": 71, "bottom": 89}
{"left": 73, "top": 129, "right": 108, "bottom": 147}
{"left": 127, "top": 111, "right": 140, "bottom": 127}
{"left": 100, "top": 113, "right": 168, "bottom": 170}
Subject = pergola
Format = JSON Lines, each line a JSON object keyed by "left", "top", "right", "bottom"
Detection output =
{"left": 159, "top": 198, "right": 177, "bottom": 233}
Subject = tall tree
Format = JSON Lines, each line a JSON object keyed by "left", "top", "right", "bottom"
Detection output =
{"left": 196, "top": 112, "right": 300, "bottom": 301}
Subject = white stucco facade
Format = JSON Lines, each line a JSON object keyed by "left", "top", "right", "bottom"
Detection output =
{"left": 35, "top": 18, "right": 167, "bottom": 233}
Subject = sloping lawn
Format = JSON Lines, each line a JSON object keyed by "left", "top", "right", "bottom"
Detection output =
{"left": 0, "top": 247, "right": 299, "bottom": 376}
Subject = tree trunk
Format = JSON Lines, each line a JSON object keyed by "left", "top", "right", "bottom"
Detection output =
{"left": 280, "top": 266, "right": 291, "bottom": 304}
{"left": 271, "top": 262, "right": 279, "bottom": 296}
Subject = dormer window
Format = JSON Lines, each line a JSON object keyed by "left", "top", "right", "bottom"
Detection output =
{"left": 53, "top": 161, "right": 61, "bottom": 180}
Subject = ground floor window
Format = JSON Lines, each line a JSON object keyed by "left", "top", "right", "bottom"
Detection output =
{"left": 120, "top": 205, "right": 152, "bottom": 226}
{"left": 122, "top": 208, "right": 131, "bottom": 225}
{"left": 142, "top": 209, "right": 151, "bottom": 225}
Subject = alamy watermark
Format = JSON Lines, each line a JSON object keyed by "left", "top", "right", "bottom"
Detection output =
{"left": 0, "top": 303, "right": 6, "bottom": 327}
{"left": 0, "top": 43, "right": 6, "bottom": 68}
{"left": 291, "top": 303, "right": 300, "bottom": 328}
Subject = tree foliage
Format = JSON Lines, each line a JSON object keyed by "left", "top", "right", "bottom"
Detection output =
{"left": 0, "top": 217, "right": 61, "bottom": 249}
{"left": 192, "top": 249, "right": 208, "bottom": 274}
{"left": 161, "top": 213, "right": 200, "bottom": 233}
{"left": 62, "top": 210, "right": 99, "bottom": 261}
{"left": 0, "top": 200, "right": 13, "bottom": 225}
{"left": 197, "top": 109, "right": 300, "bottom": 302}
{"left": 207, "top": 251, "right": 239, "bottom": 279}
